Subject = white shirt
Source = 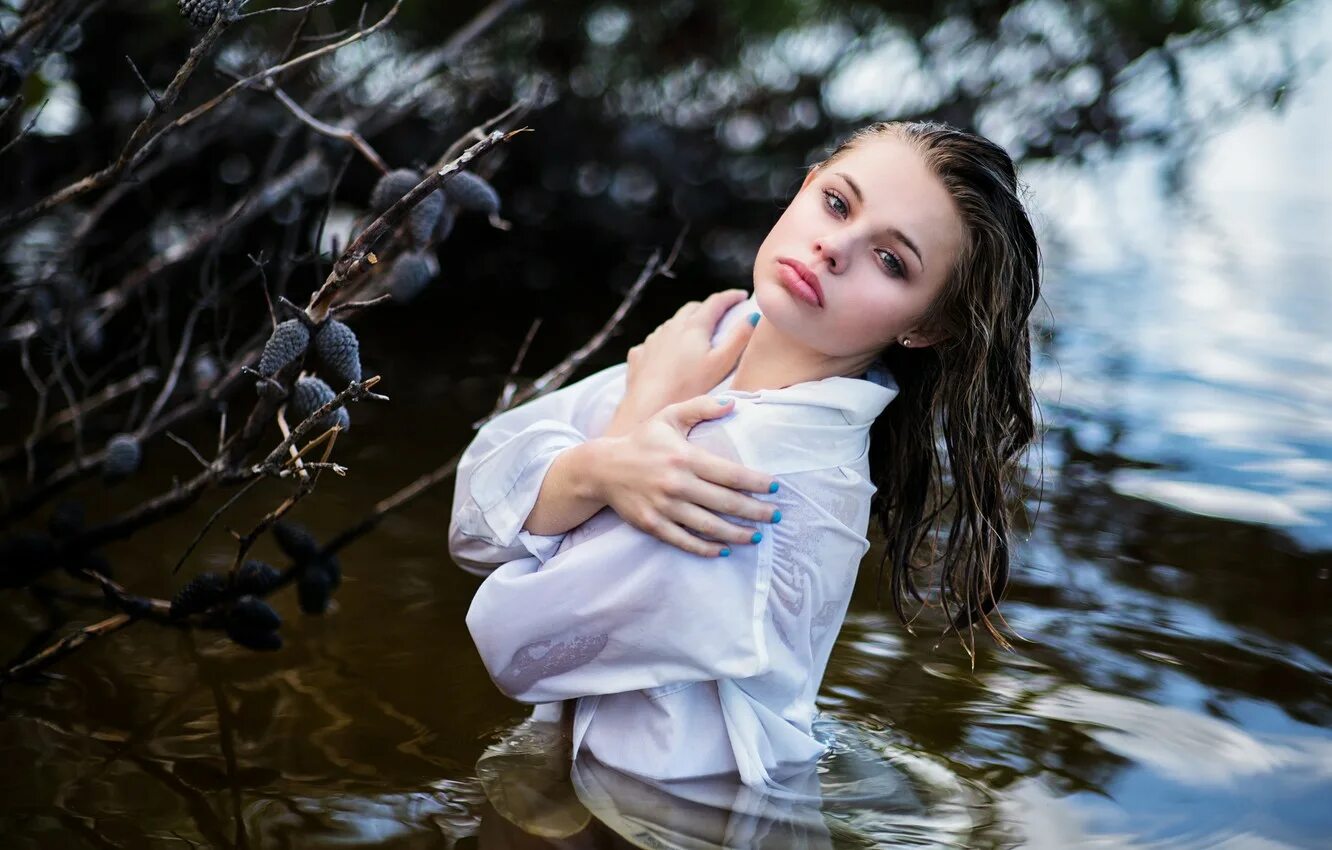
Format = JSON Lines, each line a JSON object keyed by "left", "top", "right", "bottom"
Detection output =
{"left": 448, "top": 294, "right": 899, "bottom": 791}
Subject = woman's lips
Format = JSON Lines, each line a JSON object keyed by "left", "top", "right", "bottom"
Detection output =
{"left": 776, "top": 258, "right": 824, "bottom": 308}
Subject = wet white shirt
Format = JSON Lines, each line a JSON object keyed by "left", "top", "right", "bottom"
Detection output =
{"left": 448, "top": 295, "right": 899, "bottom": 790}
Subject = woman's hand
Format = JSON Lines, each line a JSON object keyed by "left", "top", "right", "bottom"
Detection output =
{"left": 588, "top": 395, "right": 780, "bottom": 557}
{"left": 606, "top": 289, "right": 757, "bottom": 437}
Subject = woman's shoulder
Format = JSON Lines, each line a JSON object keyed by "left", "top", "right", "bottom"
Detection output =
{"left": 698, "top": 390, "right": 881, "bottom": 478}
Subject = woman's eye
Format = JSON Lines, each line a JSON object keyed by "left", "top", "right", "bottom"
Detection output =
{"left": 876, "top": 249, "right": 905, "bottom": 278}
{"left": 821, "top": 187, "right": 904, "bottom": 278}
{"left": 822, "top": 189, "right": 848, "bottom": 218}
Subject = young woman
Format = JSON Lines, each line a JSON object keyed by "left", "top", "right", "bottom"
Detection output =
{"left": 449, "top": 121, "right": 1041, "bottom": 791}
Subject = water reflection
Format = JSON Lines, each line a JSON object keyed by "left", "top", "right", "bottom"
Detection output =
{"left": 474, "top": 716, "right": 977, "bottom": 848}
{"left": 2, "top": 0, "right": 1330, "bottom": 847}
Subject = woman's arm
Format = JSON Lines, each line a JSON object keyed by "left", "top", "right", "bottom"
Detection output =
{"left": 448, "top": 362, "right": 627, "bottom": 575}
{"left": 524, "top": 396, "right": 779, "bottom": 556}
{"left": 468, "top": 421, "right": 779, "bottom": 704}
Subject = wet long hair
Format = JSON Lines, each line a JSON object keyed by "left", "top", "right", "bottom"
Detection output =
{"left": 816, "top": 121, "right": 1042, "bottom": 659}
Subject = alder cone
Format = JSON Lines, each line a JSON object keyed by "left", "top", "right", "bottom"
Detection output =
{"left": 225, "top": 596, "right": 283, "bottom": 651}
{"left": 314, "top": 319, "right": 362, "bottom": 386}
{"left": 235, "top": 560, "right": 282, "bottom": 596}
{"left": 258, "top": 319, "right": 310, "bottom": 377}
{"left": 288, "top": 376, "right": 338, "bottom": 430}
{"left": 369, "top": 168, "right": 421, "bottom": 214}
{"left": 434, "top": 203, "right": 456, "bottom": 241}
{"left": 272, "top": 521, "right": 318, "bottom": 562}
{"left": 386, "top": 251, "right": 435, "bottom": 303}
{"left": 409, "top": 190, "right": 444, "bottom": 244}
{"left": 178, "top": 0, "right": 221, "bottom": 29}
{"left": 297, "top": 564, "right": 332, "bottom": 614}
{"left": 170, "top": 571, "right": 229, "bottom": 618}
{"left": 443, "top": 171, "right": 500, "bottom": 216}
{"left": 103, "top": 434, "right": 142, "bottom": 483}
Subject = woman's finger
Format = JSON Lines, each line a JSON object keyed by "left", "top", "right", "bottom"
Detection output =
{"left": 676, "top": 476, "right": 779, "bottom": 525}
{"left": 637, "top": 512, "right": 728, "bottom": 557}
{"left": 672, "top": 300, "right": 702, "bottom": 320}
{"left": 686, "top": 446, "right": 777, "bottom": 497}
{"left": 693, "top": 289, "right": 749, "bottom": 329}
{"left": 665, "top": 500, "right": 761, "bottom": 547}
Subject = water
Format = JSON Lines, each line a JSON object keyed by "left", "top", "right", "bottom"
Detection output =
{"left": 2, "top": 1, "right": 1331, "bottom": 847}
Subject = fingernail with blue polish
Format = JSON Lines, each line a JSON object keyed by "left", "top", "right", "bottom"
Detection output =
{"left": 771, "top": 510, "right": 782, "bottom": 524}
{"left": 751, "top": 531, "right": 763, "bottom": 544}
{"left": 716, "top": 397, "right": 729, "bottom": 405}
{"left": 769, "top": 482, "right": 780, "bottom": 493}
{"left": 719, "top": 548, "right": 731, "bottom": 557}
{"left": 748, "top": 312, "right": 761, "bottom": 327}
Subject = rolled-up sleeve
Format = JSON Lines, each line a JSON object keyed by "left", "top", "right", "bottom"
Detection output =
{"left": 448, "top": 362, "right": 627, "bottom": 576}
{"left": 464, "top": 420, "right": 777, "bottom": 704}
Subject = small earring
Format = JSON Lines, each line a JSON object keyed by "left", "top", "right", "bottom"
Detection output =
{"left": 901, "top": 338, "right": 911, "bottom": 347}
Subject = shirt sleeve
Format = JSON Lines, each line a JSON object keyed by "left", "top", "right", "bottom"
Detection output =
{"left": 464, "top": 420, "right": 779, "bottom": 704}
{"left": 448, "top": 361, "right": 628, "bottom": 577}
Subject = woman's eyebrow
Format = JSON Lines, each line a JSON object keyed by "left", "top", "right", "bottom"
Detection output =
{"left": 835, "top": 171, "right": 926, "bottom": 271}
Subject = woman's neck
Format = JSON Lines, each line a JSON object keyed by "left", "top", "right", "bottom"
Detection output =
{"left": 728, "top": 323, "right": 878, "bottom": 393}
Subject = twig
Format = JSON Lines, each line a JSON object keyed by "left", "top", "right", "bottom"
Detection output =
{"left": 124, "top": 54, "right": 162, "bottom": 112}
{"left": 1, "top": 613, "right": 132, "bottom": 685}
{"left": 165, "top": 431, "right": 211, "bottom": 470}
{"left": 0, "top": 366, "right": 160, "bottom": 466}
{"left": 269, "top": 85, "right": 388, "bottom": 173}
{"left": 141, "top": 298, "right": 204, "bottom": 433}
{"left": 306, "top": 127, "right": 528, "bottom": 321}
{"left": 170, "top": 475, "right": 264, "bottom": 576}
{"left": 321, "top": 234, "right": 682, "bottom": 556}
{"left": 0, "top": 8, "right": 233, "bottom": 230}
{"left": 235, "top": 0, "right": 337, "bottom": 20}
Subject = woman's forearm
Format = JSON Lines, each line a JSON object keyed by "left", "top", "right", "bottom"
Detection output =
{"left": 522, "top": 439, "right": 612, "bottom": 536}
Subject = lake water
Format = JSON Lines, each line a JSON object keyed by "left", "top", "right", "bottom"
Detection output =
{"left": 2, "top": 1, "right": 1330, "bottom": 847}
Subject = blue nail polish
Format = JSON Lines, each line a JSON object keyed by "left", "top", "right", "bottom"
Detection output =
{"left": 719, "top": 548, "right": 731, "bottom": 557}
{"left": 716, "top": 397, "right": 729, "bottom": 405}
{"left": 771, "top": 510, "right": 782, "bottom": 523}
{"left": 751, "top": 531, "right": 763, "bottom": 544}
{"left": 748, "top": 312, "right": 760, "bottom": 327}
{"left": 769, "top": 482, "right": 780, "bottom": 493}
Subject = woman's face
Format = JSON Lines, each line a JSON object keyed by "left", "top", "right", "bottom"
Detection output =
{"left": 752, "top": 134, "right": 965, "bottom": 361}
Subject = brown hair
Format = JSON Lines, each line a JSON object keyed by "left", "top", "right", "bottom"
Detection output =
{"left": 817, "top": 121, "right": 1042, "bottom": 660}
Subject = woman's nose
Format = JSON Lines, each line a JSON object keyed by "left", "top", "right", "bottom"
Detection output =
{"left": 813, "top": 237, "right": 846, "bottom": 273}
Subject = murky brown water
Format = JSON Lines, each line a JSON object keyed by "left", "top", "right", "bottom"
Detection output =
{"left": 3, "top": 2, "right": 1332, "bottom": 847}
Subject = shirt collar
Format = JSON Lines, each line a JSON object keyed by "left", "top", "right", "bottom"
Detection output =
{"left": 709, "top": 294, "right": 900, "bottom": 473}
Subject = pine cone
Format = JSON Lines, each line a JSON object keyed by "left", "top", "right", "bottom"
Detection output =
{"left": 320, "top": 554, "right": 342, "bottom": 591}
{"left": 369, "top": 168, "right": 421, "bottom": 214}
{"left": 103, "top": 434, "right": 142, "bottom": 483}
{"left": 170, "top": 571, "right": 229, "bottom": 618}
{"left": 314, "top": 319, "right": 361, "bottom": 386}
{"left": 272, "top": 521, "right": 318, "bottom": 562}
{"left": 297, "top": 564, "right": 332, "bottom": 615}
{"left": 288, "top": 376, "right": 339, "bottom": 431}
{"left": 443, "top": 171, "right": 500, "bottom": 216}
{"left": 178, "top": 0, "right": 222, "bottom": 30}
{"left": 408, "top": 190, "right": 444, "bottom": 244}
{"left": 235, "top": 560, "right": 281, "bottom": 596}
{"left": 226, "top": 596, "right": 283, "bottom": 651}
{"left": 258, "top": 319, "right": 310, "bottom": 377}
{"left": 386, "top": 251, "right": 436, "bottom": 304}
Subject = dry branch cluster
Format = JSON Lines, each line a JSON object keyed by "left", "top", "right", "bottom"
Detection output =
{"left": 0, "top": 0, "right": 590, "bottom": 687}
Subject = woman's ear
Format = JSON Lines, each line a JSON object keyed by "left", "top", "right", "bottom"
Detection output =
{"left": 903, "top": 329, "right": 949, "bottom": 349}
